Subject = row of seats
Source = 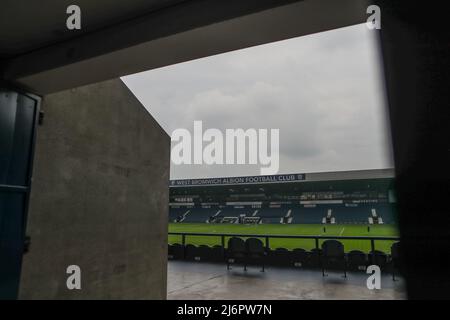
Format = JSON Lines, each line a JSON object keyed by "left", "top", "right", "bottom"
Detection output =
{"left": 214, "top": 208, "right": 254, "bottom": 220}
{"left": 260, "top": 217, "right": 282, "bottom": 224}
{"left": 169, "top": 208, "right": 188, "bottom": 222}
{"left": 326, "top": 206, "right": 370, "bottom": 224}
{"left": 182, "top": 208, "right": 218, "bottom": 223}
{"left": 169, "top": 204, "right": 396, "bottom": 224}
{"left": 169, "top": 208, "right": 219, "bottom": 223}
{"left": 291, "top": 204, "right": 396, "bottom": 224}
{"left": 291, "top": 207, "right": 323, "bottom": 223}
{"left": 168, "top": 240, "right": 401, "bottom": 276}
{"left": 257, "top": 208, "right": 289, "bottom": 218}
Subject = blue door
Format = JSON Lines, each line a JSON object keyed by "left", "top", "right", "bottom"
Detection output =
{"left": 0, "top": 89, "right": 39, "bottom": 299}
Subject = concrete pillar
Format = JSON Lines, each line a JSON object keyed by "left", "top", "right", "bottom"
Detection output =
{"left": 18, "top": 79, "right": 169, "bottom": 299}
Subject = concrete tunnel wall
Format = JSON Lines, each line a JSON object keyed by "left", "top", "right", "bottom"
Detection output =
{"left": 18, "top": 78, "right": 170, "bottom": 299}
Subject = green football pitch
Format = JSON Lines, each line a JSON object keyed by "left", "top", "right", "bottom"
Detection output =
{"left": 168, "top": 223, "right": 399, "bottom": 253}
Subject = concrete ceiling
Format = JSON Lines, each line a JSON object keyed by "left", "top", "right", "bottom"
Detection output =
{"left": 1, "top": 0, "right": 368, "bottom": 95}
{"left": 0, "top": 0, "right": 186, "bottom": 58}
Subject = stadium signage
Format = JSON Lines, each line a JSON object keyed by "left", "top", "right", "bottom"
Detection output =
{"left": 170, "top": 173, "right": 305, "bottom": 187}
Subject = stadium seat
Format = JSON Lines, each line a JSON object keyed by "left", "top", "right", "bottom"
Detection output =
{"left": 266, "top": 249, "right": 277, "bottom": 266}
{"left": 321, "top": 240, "right": 347, "bottom": 277}
{"left": 245, "top": 238, "right": 266, "bottom": 272}
{"left": 169, "top": 208, "right": 188, "bottom": 222}
{"left": 168, "top": 244, "right": 174, "bottom": 260}
{"left": 211, "top": 245, "right": 225, "bottom": 263}
{"left": 179, "top": 208, "right": 219, "bottom": 223}
{"left": 198, "top": 245, "right": 212, "bottom": 262}
{"left": 171, "top": 243, "right": 184, "bottom": 260}
{"left": 307, "top": 248, "right": 322, "bottom": 268}
{"left": 227, "top": 237, "right": 247, "bottom": 270}
{"left": 185, "top": 244, "right": 200, "bottom": 261}
{"left": 347, "top": 250, "right": 368, "bottom": 271}
{"left": 291, "top": 206, "right": 324, "bottom": 224}
{"left": 369, "top": 250, "right": 388, "bottom": 270}
{"left": 390, "top": 242, "right": 401, "bottom": 280}
{"left": 257, "top": 208, "right": 286, "bottom": 224}
{"left": 330, "top": 205, "right": 369, "bottom": 224}
{"left": 214, "top": 208, "right": 253, "bottom": 223}
{"left": 292, "top": 248, "right": 308, "bottom": 268}
{"left": 267, "top": 248, "right": 290, "bottom": 267}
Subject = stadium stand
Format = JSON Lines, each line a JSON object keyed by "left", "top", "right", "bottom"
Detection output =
{"left": 169, "top": 203, "right": 396, "bottom": 225}
{"left": 168, "top": 171, "right": 400, "bottom": 277}
{"left": 169, "top": 170, "right": 397, "bottom": 226}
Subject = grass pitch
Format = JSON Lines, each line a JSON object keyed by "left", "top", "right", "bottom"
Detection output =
{"left": 168, "top": 223, "right": 399, "bottom": 253}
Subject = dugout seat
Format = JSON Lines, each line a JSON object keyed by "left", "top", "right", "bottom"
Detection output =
{"left": 292, "top": 248, "right": 308, "bottom": 268}
{"left": 391, "top": 242, "right": 401, "bottom": 280}
{"left": 171, "top": 243, "right": 184, "bottom": 260}
{"left": 321, "top": 240, "right": 347, "bottom": 277}
{"left": 307, "top": 248, "right": 322, "bottom": 268}
{"left": 245, "top": 238, "right": 266, "bottom": 272}
{"left": 211, "top": 245, "right": 225, "bottom": 262}
{"left": 227, "top": 237, "right": 247, "bottom": 270}
{"left": 198, "top": 245, "right": 212, "bottom": 262}
{"left": 347, "top": 250, "right": 368, "bottom": 271}
{"left": 369, "top": 250, "right": 388, "bottom": 270}
{"left": 185, "top": 244, "right": 200, "bottom": 261}
{"left": 268, "top": 248, "right": 290, "bottom": 267}
{"left": 168, "top": 244, "right": 174, "bottom": 260}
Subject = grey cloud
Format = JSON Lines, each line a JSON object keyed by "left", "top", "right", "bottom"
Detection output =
{"left": 122, "top": 23, "right": 394, "bottom": 179}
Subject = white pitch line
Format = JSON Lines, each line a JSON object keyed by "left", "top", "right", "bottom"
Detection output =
{"left": 339, "top": 227, "right": 345, "bottom": 236}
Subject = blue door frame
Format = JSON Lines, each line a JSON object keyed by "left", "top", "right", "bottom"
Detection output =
{"left": 0, "top": 88, "right": 40, "bottom": 299}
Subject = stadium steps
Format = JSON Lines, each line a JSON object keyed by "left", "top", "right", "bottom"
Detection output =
{"left": 178, "top": 208, "right": 219, "bottom": 223}
{"left": 178, "top": 210, "right": 190, "bottom": 222}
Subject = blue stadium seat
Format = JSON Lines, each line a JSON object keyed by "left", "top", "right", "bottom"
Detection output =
{"left": 374, "top": 204, "right": 397, "bottom": 224}
{"left": 257, "top": 208, "right": 287, "bottom": 224}
{"left": 180, "top": 208, "right": 219, "bottom": 223}
{"left": 218, "top": 207, "right": 253, "bottom": 217}
{"left": 291, "top": 206, "right": 325, "bottom": 224}
{"left": 169, "top": 208, "right": 189, "bottom": 222}
{"left": 331, "top": 205, "right": 369, "bottom": 224}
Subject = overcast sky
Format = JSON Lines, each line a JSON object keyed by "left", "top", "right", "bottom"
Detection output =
{"left": 122, "top": 23, "right": 394, "bottom": 180}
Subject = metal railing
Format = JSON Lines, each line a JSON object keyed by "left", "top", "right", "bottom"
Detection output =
{"left": 168, "top": 232, "right": 400, "bottom": 253}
